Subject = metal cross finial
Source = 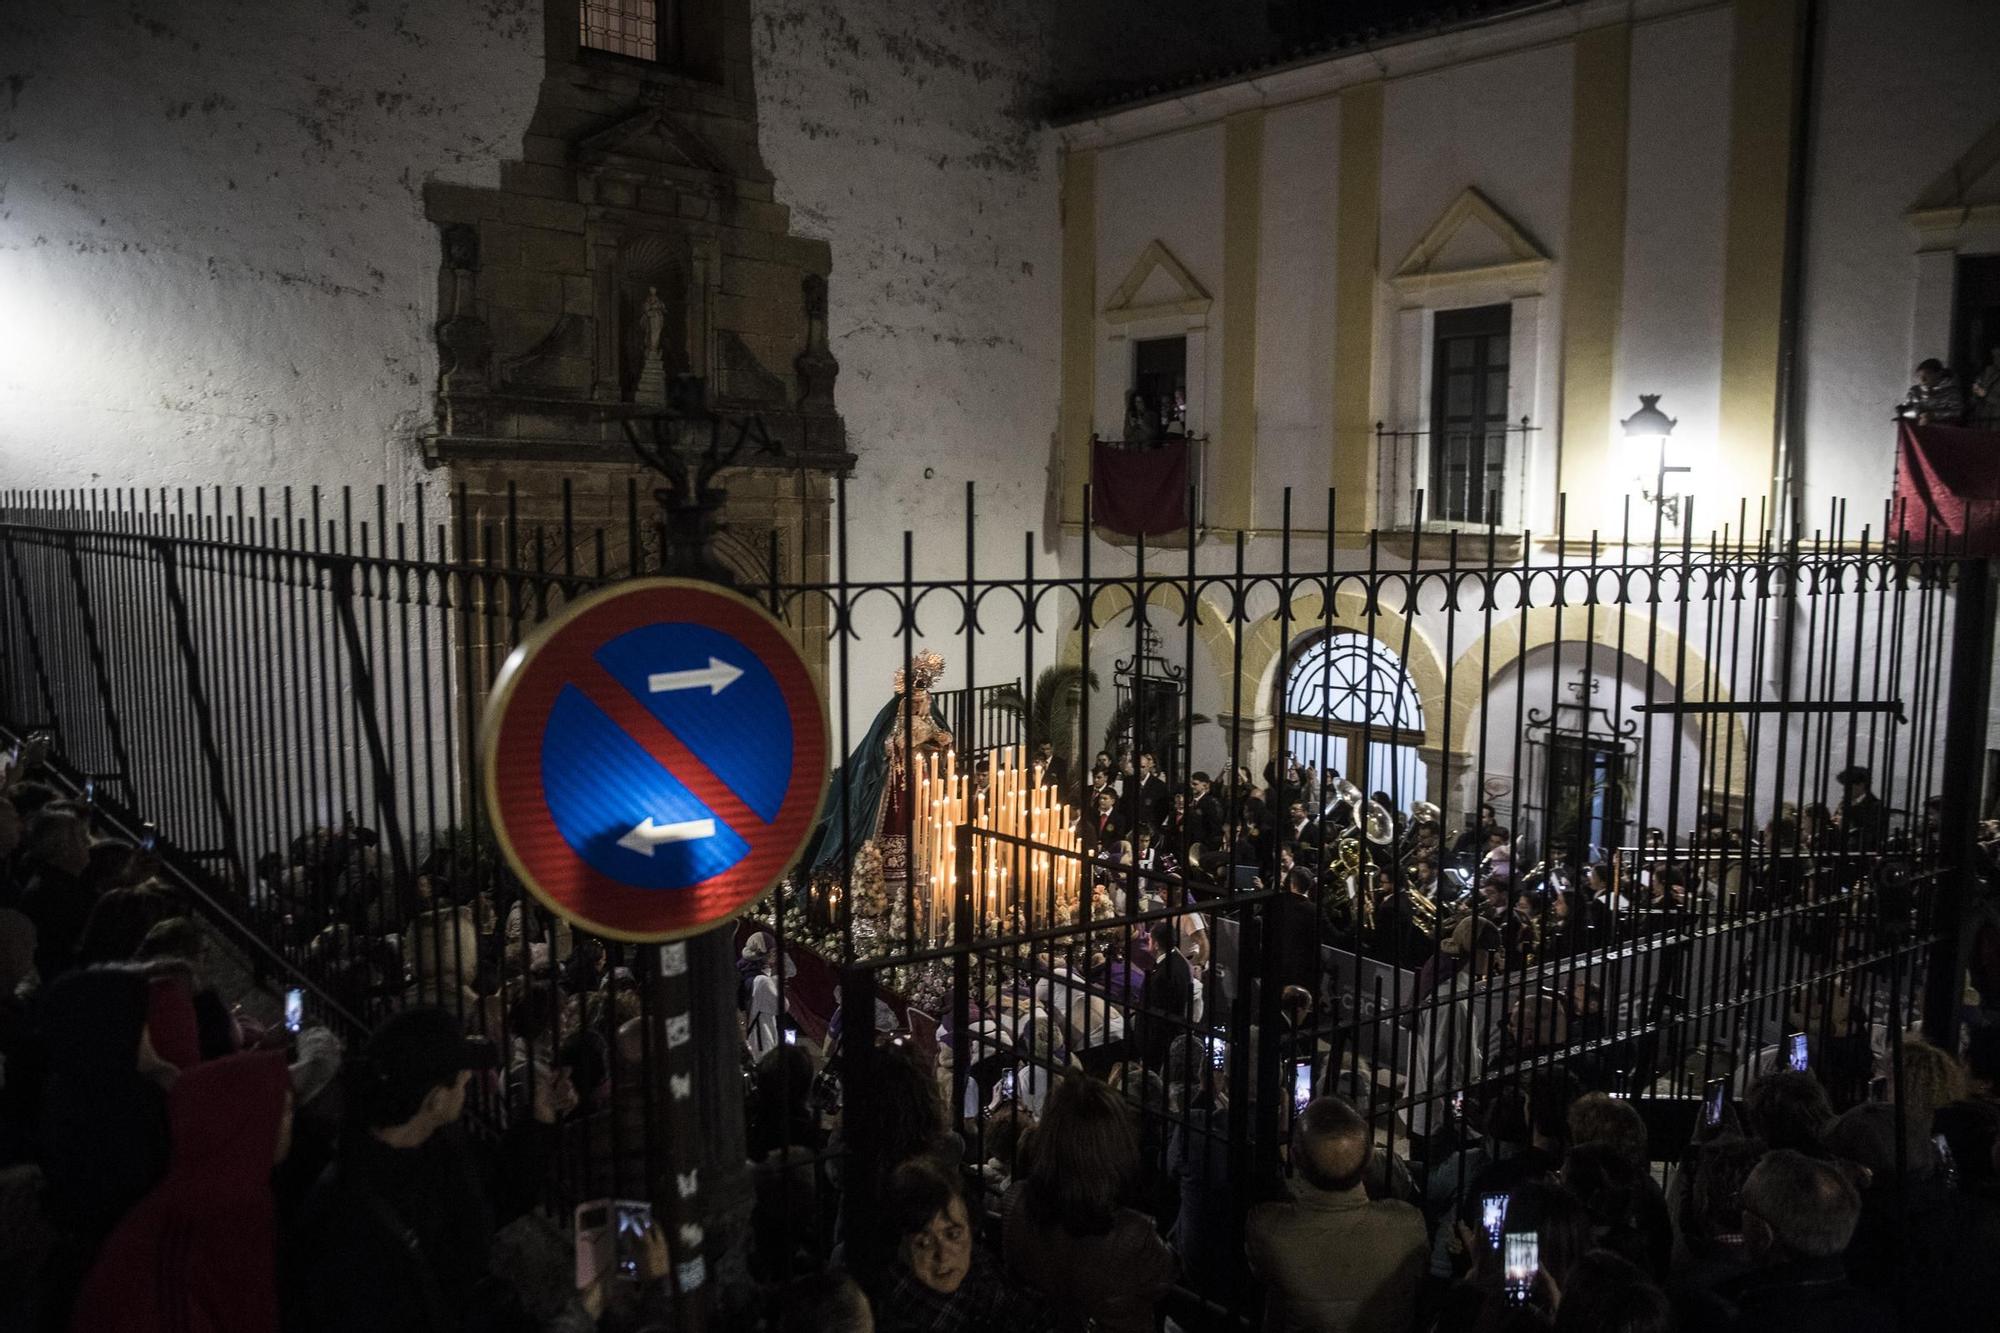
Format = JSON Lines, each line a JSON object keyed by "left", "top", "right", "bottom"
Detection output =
{"left": 616, "top": 374, "right": 779, "bottom": 585}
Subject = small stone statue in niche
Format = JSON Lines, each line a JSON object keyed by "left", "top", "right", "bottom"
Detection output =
{"left": 642, "top": 286, "right": 667, "bottom": 353}
{"left": 635, "top": 285, "right": 670, "bottom": 406}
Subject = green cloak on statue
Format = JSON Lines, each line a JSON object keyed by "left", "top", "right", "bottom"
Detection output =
{"left": 802, "top": 678, "right": 952, "bottom": 878}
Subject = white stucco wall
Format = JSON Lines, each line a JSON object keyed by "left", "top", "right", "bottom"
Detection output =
{"left": 1798, "top": 0, "right": 2000, "bottom": 517}
{"left": 1378, "top": 44, "right": 1574, "bottom": 291}
{"left": 748, "top": 0, "right": 1063, "bottom": 708}
{"left": 0, "top": 1, "right": 1067, "bottom": 704}
{"left": 1092, "top": 123, "right": 1226, "bottom": 442}
{"left": 751, "top": 0, "right": 1059, "bottom": 576}
{"left": 1253, "top": 98, "right": 1342, "bottom": 521}
{"left": 1613, "top": 7, "right": 1732, "bottom": 506}
{"left": 0, "top": 0, "right": 547, "bottom": 496}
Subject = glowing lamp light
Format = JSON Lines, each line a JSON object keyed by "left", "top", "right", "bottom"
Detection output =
{"left": 1620, "top": 394, "right": 1677, "bottom": 453}
{"left": 1620, "top": 394, "right": 1687, "bottom": 526}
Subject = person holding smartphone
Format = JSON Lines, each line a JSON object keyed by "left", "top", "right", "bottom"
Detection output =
{"left": 287, "top": 1006, "right": 575, "bottom": 1333}
{"left": 1247, "top": 1096, "right": 1428, "bottom": 1332}
{"left": 1439, "top": 1179, "right": 1595, "bottom": 1328}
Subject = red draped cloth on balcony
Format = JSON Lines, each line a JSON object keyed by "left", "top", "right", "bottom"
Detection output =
{"left": 1893, "top": 423, "right": 2000, "bottom": 556}
{"left": 1092, "top": 438, "right": 1191, "bottom": 536}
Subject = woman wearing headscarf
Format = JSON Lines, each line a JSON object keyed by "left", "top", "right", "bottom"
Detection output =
{"left": 71, "top": 1049, "right": 293, "bottom": 1332}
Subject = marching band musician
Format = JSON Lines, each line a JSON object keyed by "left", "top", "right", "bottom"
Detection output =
{"left": 1450, "top": 802, "right": 1499, "bottom": 871}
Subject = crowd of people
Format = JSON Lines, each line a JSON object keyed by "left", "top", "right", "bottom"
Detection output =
{"left": 4, "top": 702, "right": 1996, "bottom": 1333}
{"left": 717, "top": 745, "right": 2000, "bottom": 1330}
{"left": 1054, "top": 745, "right": 1915, "bottom": 989}
{"left": 0, "top": 737, "right": 686, "bottom": 1331}
{"left": 734, "top": 1011, "right": 2000, "bottom": 1332}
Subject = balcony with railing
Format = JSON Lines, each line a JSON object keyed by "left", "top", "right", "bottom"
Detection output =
{"left": 1376, "top": 417, "right": 1537, "bottom": 533}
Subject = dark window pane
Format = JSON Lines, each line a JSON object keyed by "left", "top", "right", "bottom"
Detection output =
{"left": 1446, "top": 375, "right": 1473, "bottom": 416}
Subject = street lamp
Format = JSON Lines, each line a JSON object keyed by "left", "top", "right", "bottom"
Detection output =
{"left": 1621, "top": 394, "right": 1687, "bottom": 527}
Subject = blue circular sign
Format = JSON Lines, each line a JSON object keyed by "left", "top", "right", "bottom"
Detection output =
{"left": 484, "top": 579, "right": 828, "bottom": 941}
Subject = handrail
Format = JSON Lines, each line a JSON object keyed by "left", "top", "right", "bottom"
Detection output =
{"left": 0, "top": 722, "right": 367, "bottom": 1035}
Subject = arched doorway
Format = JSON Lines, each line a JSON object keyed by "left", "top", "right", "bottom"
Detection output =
{"left": 1280, "top": 632, "right": 1429, "bottom": 809}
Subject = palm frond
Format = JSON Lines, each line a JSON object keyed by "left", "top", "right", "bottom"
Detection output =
{"left": 1099, "top": 698, "right": 1138, "bottom": 761}
{"left": 989, "top": 665, "right": 1098, "bottom": 757}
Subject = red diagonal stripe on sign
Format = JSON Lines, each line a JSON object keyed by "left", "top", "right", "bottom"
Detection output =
{"left": 568, "top": 658, "right": 771, "bottom": 839}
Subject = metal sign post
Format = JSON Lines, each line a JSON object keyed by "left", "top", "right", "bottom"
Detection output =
{"left": 482, "top": 574, "right": 827, "bottom": 1320}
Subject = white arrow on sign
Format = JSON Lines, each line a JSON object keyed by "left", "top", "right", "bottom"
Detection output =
{"left": 647, "top": 657, "right": 743, "bottom": 696}
{"left": 618, "top": 817, "right": 717, "bottom": 856}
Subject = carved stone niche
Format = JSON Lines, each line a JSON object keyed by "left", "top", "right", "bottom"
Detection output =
{"left": 423, "top": 73, "right": 849, "bottom": 465}
{"left": 603, "top": 231, "right": 704, "bottom": 406}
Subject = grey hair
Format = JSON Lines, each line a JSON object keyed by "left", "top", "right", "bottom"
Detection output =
{"left": 1741, "top": 1148, "right": 1862, "bottom": 1259}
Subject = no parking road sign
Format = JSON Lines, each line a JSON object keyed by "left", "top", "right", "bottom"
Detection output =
{"left": 482, "top": 578, "right": 828, "bottom": 941}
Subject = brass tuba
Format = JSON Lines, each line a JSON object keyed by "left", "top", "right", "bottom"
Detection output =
{"left": 1362, "top": 798, "right": 1397, "bottom": 849}
{"left": 1329, "top": 778, "right": 1366, "bottom": 823}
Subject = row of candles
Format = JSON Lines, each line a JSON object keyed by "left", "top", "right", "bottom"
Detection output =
{"left": 910, "top": 744, "right": 1085, "bottom": 942}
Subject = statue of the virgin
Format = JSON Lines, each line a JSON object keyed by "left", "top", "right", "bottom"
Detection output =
{"left": 803, "top": 650, "right": 953, "bottom": 905}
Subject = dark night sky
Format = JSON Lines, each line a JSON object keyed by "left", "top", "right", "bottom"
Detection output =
{"left": 1049, "top": 0, "right": 1550, "bottom": 115}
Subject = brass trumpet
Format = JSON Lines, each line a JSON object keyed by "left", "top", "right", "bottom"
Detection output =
{"left": 1406, "top": 884, "right": 1440, "bottom": 936}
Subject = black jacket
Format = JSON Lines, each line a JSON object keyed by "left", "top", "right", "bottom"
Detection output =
{"left": 1708, "top": 1256, "right": 1895, "bottom": 1333}
{"left": 1266, "top": 892, "right": 1323, "bottom": 999}
{"left": 1138, "top": 950, "right": 1194, "bottom": 1067}
{"left": 36, "top": 967, "right": 169, "bottom": 1249}
{"left": 1123, "top": 773, "right": 1169, "bottom": 829}
{"left": 287, "top": 1118, "right": 553, "bottom": 1333}
{"left": 20, "top": 866, "right": 96, "bottom": 980}
{"left": 1186, "top": 796, "right": 1225, "bottom": 857}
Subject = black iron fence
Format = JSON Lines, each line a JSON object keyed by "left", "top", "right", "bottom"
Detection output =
{"left": 0, "top": 479, "right": 1988, "bottom": 1325}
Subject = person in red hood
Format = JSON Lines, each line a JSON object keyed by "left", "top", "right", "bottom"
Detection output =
{"left": 70, "top": 1048, "right": 293, "bottom": 1333}
{"left": 144, "top": 969, "right": 203, "bottom": 1073}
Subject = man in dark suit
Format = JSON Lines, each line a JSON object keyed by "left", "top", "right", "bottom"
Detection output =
{"left": 1033, "top": 740, "right": 1068, "bottom": 792}
{"left": 1267, "top": 800, "right": 1318, "bottom": 862}
{"left": 1085, "top": 788, "right": 1127, "bottom": 850}
{"left": 1127, "top": 751, "right": 1170, "bottom": 828}
{"left": 1139, "top": 919, "right": 1195, "bottom": 1067}
{"left": 1267, "top": 868, "right": 1323, "bottom": 1000}
{"left": 1187, "top": 771, "right": 1226, "bottom": 857}
{"left": 1835, "top": 765, "right": 1885, "bottom": 852}
{"left": 1134, "top": 825, "right": 1176, "bottom": 879}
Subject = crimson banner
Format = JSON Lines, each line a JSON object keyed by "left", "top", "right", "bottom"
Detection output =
{"left": 1892, "top": 422, "right": 2000, "bottom": 556}
{"left": 1091, "top": 438, "right": 1192, "bottom": 536}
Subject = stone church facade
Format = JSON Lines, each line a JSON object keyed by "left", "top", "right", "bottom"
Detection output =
{"left": 422, "top": 1, "right": 847, "bottom": 618}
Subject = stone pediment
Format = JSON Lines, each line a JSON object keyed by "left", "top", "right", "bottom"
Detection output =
{"left": 1908, "top": 118, "right": 2000, "bottom": 244}
{"left": 1392, "top": 187, "right": 1549, "bottom": 294}
{"left": 575, "top": 106, "right": 726, "bottom": 177}
{"left": 1104, "top": 239, "right": 1211, "bottom": 325}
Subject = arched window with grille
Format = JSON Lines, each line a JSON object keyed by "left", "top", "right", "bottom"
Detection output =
{"left": 1281, "top": 633, "right": 1428, "bottom": 807}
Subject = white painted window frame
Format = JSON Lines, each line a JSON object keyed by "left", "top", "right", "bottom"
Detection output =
{"left": 1384, "top": 278, "right": 1546, "bottom": 533}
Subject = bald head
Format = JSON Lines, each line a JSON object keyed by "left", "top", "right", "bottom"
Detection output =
{"left": 1294, "top": 1095, "right": 1371, "bottom": 1192}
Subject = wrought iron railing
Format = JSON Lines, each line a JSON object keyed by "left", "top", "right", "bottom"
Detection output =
{"left": 1376, "top": 418, "right": 1539, "bottom": 528}
{"left": 0, "top": 478, "right": 1985, "bottom": 1325}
